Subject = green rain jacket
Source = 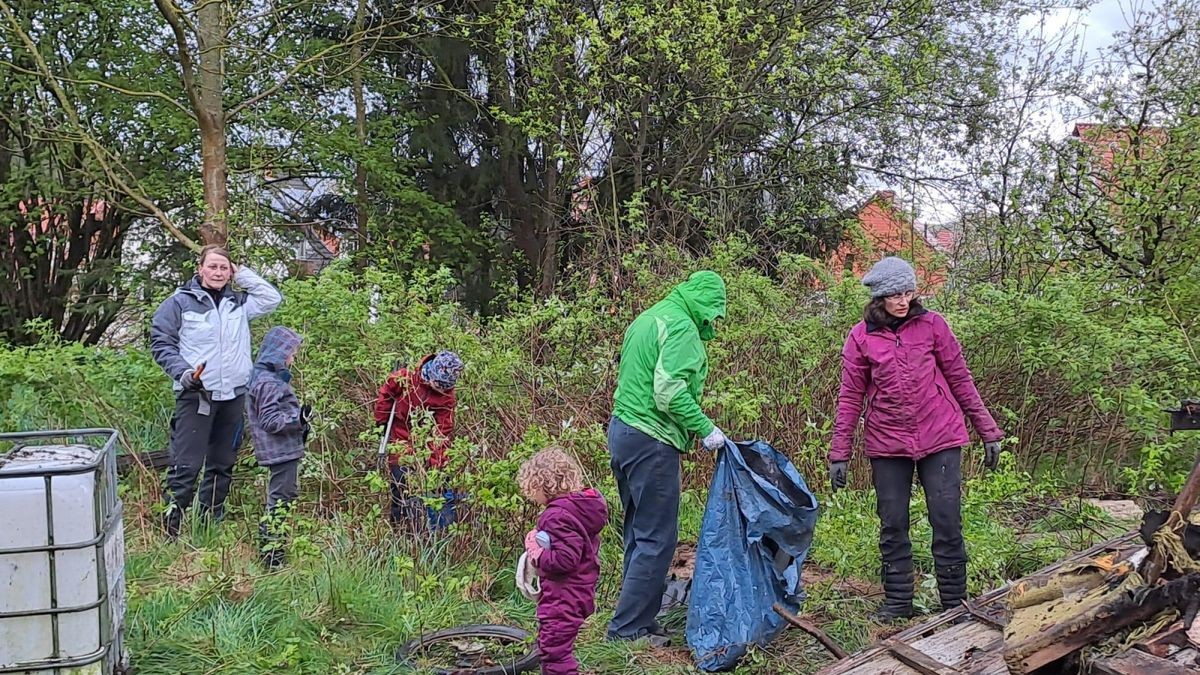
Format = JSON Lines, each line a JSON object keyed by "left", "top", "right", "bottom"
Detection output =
{"left": 612, "top": 271, "right": 727, "bottom": 451}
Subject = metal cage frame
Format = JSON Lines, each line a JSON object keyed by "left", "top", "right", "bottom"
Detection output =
{"left": 0, "top": 429, "right": 125, "bottom": 674}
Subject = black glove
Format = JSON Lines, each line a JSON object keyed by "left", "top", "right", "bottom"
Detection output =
{"left": 179, "top": 369, "right": 203, "bottom": 391}
{"left": 300, "top": 403, "right": 312, "bottom": 443}
{"left": 830, "top": 461, "right": 848, "bottom": 490}
{"left": 983, "top": 441, "right": 1001, "bottom": 470}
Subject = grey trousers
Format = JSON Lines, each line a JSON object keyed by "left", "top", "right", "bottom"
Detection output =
{"left": 607, "top": 416, "right": 681, "bottom": 639}
{"left": 266, "top": 458, "right": 300, "bottom": 510}
{"left": 164, "top": 392, "right": 245, "bottom": 519}
{"left": 261, "top": 458, "right": 300, "bottom": 546}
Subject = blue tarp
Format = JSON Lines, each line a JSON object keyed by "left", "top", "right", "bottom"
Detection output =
{"left": 685, "top": 440, "right": 819, "bottom": 671}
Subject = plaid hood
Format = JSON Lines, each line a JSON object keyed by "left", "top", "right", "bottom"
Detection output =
{"left": 251, "top": 327, "right": 303, "bottom": 385}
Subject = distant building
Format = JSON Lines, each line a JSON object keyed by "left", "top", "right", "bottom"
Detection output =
{"left": 827, "top": 190, "right": 948, "bottom": 294}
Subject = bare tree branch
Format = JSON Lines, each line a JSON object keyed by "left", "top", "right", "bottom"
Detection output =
{"left": 0, "top": 0, "right": 199, "bottom": 252}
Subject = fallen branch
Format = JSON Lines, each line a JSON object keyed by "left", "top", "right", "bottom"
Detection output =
{"left": 773, "top": 602, "right": 849, "bottom": 660}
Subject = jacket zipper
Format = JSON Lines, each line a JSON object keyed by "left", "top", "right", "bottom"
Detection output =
{"left": 206, "top": 290, "right": 224, "bottom": 397}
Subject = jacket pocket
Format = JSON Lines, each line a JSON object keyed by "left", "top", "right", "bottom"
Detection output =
{"left": 179, "top": 311, "right": 217, "bottom": 358}
{"left": 935, "top": 382, "right": 962, "bottom": 414}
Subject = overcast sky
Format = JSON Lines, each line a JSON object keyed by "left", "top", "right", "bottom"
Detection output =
{"left": 897, "top": 0, "right": 1166, "bottom": 227}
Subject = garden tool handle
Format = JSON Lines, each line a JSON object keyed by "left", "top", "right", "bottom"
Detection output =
{"left": 376, "top": 360, "right": 403, "bottom": 472}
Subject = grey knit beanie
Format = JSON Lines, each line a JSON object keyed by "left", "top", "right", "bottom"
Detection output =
{"left": 861, "top": 256, "right": 917, "bottom": 298}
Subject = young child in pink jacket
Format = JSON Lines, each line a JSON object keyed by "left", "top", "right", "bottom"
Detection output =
{"left": 516, "top": 447, "right": 608, "bottom": 675}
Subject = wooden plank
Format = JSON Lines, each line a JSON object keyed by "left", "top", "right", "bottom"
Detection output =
{"left": 883, "top": 639, "right": 959, "bottom": 675}
{"left": 1092, "top": 648, "right": 1199, "bottom": 675}
{"left": 835, "top": 657, "right": 922, "bottom": 675}
{"left": 816, "top": 532, "right": 1144, "bottom": 675}
{"left": 1168, "top": 646, "right": 1200, "bottom": 668}
{"left": 1134, "top": 620, "right": 1187, "bottom": 658}
{"left": 910, "top": 621, "right": 1005, "bottom": 674}
{"left": 1004, "top": 573, "right": 1200, "bottom": 673}
{"left": 116, "top": 449, "right": 169, "bottom": 472}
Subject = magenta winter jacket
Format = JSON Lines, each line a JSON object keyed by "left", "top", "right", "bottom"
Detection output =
{"left": 536, "top": 488, "right": 608, "bottom": 620}
{"left": 830, "top": 309, "right": 1003, "bottom": 463}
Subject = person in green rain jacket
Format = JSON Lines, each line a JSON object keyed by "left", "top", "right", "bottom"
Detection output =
{"left": 605, "top": 270, "right": 728, "bottom": 645}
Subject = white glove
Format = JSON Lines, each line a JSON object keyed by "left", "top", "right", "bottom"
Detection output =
{"left": 702, "top": 426, "right": 727, "bottom": 451}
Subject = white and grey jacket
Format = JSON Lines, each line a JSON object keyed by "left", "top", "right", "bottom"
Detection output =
{"left": 150, "top": 267, "right": 282, "bottom": 401}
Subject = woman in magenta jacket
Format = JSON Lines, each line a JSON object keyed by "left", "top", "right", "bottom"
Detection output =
{"left": 830, "top": 256, "right": 1004, "bottom": 622}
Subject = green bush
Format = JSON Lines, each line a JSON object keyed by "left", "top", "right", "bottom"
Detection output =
{"left": 7, "top": 248, "right": 1196, "bottom": 673}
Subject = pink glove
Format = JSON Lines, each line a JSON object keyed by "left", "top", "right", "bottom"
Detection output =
{"left": 524, "top": 529, "right": 543, "bottom": 561}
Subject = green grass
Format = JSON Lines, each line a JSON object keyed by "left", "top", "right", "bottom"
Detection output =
{"left": 121, "top": 463, "right": 1123, "bottom": 674}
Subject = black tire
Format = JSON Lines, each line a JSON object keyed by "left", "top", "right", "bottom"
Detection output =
{"left": 396, "top": 624, "right": 539, "bottom": 675}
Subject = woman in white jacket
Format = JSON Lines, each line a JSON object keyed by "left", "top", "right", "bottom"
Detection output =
{"left": 150, "top": 244, "right": 282, "bottom": 537}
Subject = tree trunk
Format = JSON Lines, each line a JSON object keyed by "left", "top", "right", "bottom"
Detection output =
{"left": 351, "top": 0, "right": 369, "bottom": 255}
{"left": 196, "top": 0, "right": 229, "bottom": 245}
{"left": 538, "top": 143, "right": 561, "bottom": 298}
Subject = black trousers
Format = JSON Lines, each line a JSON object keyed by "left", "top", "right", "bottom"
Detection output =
{"left": 606, "top": 416, "right": 681, "bottom": 639}
{"left": 871, "top": 447, "right": 967, "bottom": 568}
{"left": 871, "top": 447, "right": 968, "bottom": 608}
{"left": 164, "top": 391, "right": 245, "bottom": 519}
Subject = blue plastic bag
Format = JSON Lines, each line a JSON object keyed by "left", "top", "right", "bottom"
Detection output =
{"left": 686, "top": 440, "right": 819, "bottom": 671}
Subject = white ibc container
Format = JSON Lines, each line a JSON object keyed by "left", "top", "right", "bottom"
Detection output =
{"left": 0, "top": 430, "right": 126, "bottom": 675}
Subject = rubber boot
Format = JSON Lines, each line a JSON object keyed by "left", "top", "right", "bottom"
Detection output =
{"left": 870, "top": 560, "right": 915, "bottom": 622}
{"left": 162, "top": 505, "right": 182, "bottom": 540}
{"left": 936, "top": 564, "right": 968, "bottom": 611}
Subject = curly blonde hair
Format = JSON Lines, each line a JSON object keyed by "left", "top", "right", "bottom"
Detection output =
{"left": 516, "top": 446, "right": 585, "bottom": 502}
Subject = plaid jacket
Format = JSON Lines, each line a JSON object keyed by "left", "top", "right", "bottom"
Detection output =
{"left": 247, "top": 364, "right": 305, "bottom": 466}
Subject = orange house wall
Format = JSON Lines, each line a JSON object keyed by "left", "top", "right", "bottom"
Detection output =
{"left": 828, "top": 192, "right": 947, "bottom": 294}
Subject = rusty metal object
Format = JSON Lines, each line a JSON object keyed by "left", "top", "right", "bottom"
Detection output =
{"left": 772, "top": 602, "right": 849, "bottom": 659}
{"left": 882, "top": 638, "right": 959, "bottom": 674}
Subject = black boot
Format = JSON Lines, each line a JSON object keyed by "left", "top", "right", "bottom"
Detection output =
{"left": 260, "top": 547, "right": 286, "bottom": 570}
{"left": 258, "top": 517, "right": 288, "bottom": 569}
{"left": 871, "top": 560, "right": 915, "bottom": 622}
{"left": 161, "top": 505, "right": 182, "bottom": 540}
{"left": 936, "top": 564, "right": 967, "bottom": 611}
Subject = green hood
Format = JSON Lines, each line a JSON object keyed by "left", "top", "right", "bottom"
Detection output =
{"left": 669, "top": 271, "right": 727, "bottom": 341}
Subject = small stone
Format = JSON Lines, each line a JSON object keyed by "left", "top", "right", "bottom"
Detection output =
{"left": 1083, "top": 499, "right": 1143, "bottom": 523}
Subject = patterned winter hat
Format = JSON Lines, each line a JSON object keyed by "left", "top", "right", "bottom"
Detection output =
{"left": 861, "top": 256, "right": 918, "bottom": 299}
{"left": 421, "top": 351, "right": 464, "bottom": 391}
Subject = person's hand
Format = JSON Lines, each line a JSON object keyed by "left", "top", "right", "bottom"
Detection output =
{"left": 983, "top": 441, "right": 1002, "bottom": 470}
{"left": 179, "top": 369, "right": 203, "bottom": 391}
{"left": 830, "top": 461, "right": 849, "bottom": 490}
{"left": 524, "top": 529, "right": 542, "bottom": 560}
{"left": 702, "top": 426, "right": 727, "bottom": 451}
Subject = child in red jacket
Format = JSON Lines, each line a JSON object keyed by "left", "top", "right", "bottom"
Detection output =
{"left": 516, "top": 447, "right": 608, "bottom": 675}
{"left": 374, "top": 351, "right": 463, "bottom": 527}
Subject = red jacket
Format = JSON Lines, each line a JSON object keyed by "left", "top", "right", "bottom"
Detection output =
{"left": 831, "top": 310, "right": 1003, "bottom": 463}
{"left": 374, "top": 355, "right": 457, "bottom": 468}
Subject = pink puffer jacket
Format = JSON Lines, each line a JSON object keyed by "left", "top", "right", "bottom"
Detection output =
{"left": 830, "top": 309, "right": 1003, "bottom": 462}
